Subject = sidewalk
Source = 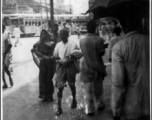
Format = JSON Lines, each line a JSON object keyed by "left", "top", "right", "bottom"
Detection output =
{"left": 3, "top": 36, "right": 113, "bottom": 120}
{"left": 3, "top": 63, "right": 113, "bottom": 120}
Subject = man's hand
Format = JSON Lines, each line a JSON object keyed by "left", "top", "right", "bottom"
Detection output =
{"left": 56, "top": 59, "right": 68, "bottom": 65}
{"left": 53, "top": 56, "right": 60, "bottom": 61}
{"left": 43, "top": 55, "right": 49, "bottom": 59}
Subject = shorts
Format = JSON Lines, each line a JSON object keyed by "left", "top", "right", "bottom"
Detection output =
{"left": 54, "top": 64, "right": 78, "bottom": 88}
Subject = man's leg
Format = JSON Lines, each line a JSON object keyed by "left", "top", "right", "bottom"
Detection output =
{"left": 94, "top": 78, "right": 105, "bottom": 111}
{"left": 56, "top": 87, "right": 64, "bottom": 116}
{"left": 18, "top": 37, "right": 22, "bottom": 45}
{"left": 69, "top": 83, "right": 77, "bottom": 108}
{"left": 67, "top": 66, "right": 78, "bottom": 108}
{"left": 83, "top": 82, "right": 96, "bottom": 115}
{"left": 4, "top": 65, "right": 13, "bottom": 87}
{"left": 2, "top": 70, "right": 8, "bottom": 89}
{"left": 120, "top": 115, "right": 150, "bottom": 120}
{"left": 14, "top": 37, "right": 18, "bottom": 46}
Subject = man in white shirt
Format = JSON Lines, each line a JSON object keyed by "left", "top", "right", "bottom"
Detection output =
{"left": 13, "top": 25, "right": 22, "bottom": 47}
{"left": 53, "top": 29, "right": 79, "bottom": 116}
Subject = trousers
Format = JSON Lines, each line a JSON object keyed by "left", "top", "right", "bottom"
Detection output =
{"left": 83, "top": 78, "right": 104, "bottom": 114}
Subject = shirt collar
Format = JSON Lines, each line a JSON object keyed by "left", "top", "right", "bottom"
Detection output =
{"left": 124, "top": 31, "right": 138, "bottom": 38}
{"left": 61, "top": 40, "right": 68, "bottom": 45}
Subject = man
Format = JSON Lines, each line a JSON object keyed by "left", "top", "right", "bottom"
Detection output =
{"left": 108, "top": 26, "right": 123, "bottom": 62}
{"left": 53, "top": 29, "right": 79, "bottom": 116}
{"left": 2, "top": 26, "right": 13, "bottom": 89}
{"left": 48, "top": 23, "right": 60, "bottom": 44}
{"left": 66, "top": 23, "right": 72, "bottom": 36}
{"left": 77, "top": 20, "right": 107, "bottom": 116}
{"left": 62, "top": 22, "right": 70, "bottom": 33}
{"left": 13, "top": 25, "right": 22, "bottom": 47}
{"left": 111, "top": 17, "right": 150, "bottom": 120}
{"left": 76, "top": 24, "right": 81, "bottom": 39}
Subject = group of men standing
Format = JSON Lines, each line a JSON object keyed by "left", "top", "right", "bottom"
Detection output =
{"left": 32, "top": 14, "right": 149, "bottom": 120}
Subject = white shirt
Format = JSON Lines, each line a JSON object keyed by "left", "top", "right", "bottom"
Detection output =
{"left": 13, "top": 27, "right": 21, "bottom": 37}
{"left": 54, "top": 40, "right": 79, "bottom": 59}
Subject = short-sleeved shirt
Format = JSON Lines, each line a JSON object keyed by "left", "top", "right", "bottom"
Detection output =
{"left": 54, "top": 40, "right": 79, "bottom": 59}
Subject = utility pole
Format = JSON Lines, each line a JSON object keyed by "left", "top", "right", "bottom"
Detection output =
{"left": 69, "top": 0, "right": 72, "bottom": 14}
{"left": 16, "top": 2, "right": 18, "bottom": 13}
{"left": 40, "top": 0, "right": 43, "bottom": 26}
{"left": 50, "top": 0, "right": 54, "bottom": 28}
{"left": 45, "top": 0, "right": 49, "bottom": 29}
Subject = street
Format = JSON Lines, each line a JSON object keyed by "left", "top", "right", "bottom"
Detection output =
{"left": 2, "top": 35, "right": 113, "bottom": 120}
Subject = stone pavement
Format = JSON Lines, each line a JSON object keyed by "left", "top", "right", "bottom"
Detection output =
{"left": 2, "top": 36, "right": 113, "bottom": 120}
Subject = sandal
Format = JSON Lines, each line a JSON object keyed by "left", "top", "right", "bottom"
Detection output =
{"left": 55, "top": 108, "right": 62, "bottom": 116}
{"left": 3, "top": 84, "right": 8, "bottom": 89}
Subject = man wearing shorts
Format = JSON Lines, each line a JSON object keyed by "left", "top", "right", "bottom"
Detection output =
{"left": 53, "top": 28, "right": 79, "bottom": 116}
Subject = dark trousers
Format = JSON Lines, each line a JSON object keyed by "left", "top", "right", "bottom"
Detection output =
{"left": 121, "top": 115, "right": 150, "bottom": 120}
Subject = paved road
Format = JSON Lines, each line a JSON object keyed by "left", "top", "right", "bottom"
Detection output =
{"left": 2, "top": 35, "right": 113, "bottom": 120}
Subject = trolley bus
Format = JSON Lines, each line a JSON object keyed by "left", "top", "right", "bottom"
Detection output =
{"left": 2, "top": 13, "right": 89, "bottom": 37}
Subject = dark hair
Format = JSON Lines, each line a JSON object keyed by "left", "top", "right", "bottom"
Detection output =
{"left": 59, "top": 28, "right": 69, "bottom": 36}
{"left": 119, "top": 17, "right": 138, "bottom": 34}
{"left": 40, "top": 29, "right": 48, "bottom": 35}
{"left": 86, "top": 20, "right": 97, "bottom": 33}
{"left": 40, "top": 29, "right": 49, "bottom": 42}
{"left": 53, "top": 23, "right": 58, "bottom": 27}
{"left": 112, "top": 20, "right": 118, "bottom": 26}
{"left": 3, "top": 25, "right": 5, "bottom": 33}
{"left": 113, "top": 26, "right": 122, "bottom": 36}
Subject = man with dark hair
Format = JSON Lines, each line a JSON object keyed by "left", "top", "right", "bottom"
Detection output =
{"left": 49, "top": 23, "right": 60, "bottom": 44}
{"left": 111, "top": 16, "right": 150, "bottom": 120}
{"left": 77, "top": 20, "right": 107, "bottom": 115}
{"left": 86, "top": 20, "right": 96, "bottom": 33}
{"left": 53, "top": 29, "right": 79, "bottom": 116}
{"left": 108, "top": 26, "right": 123, "bottom": 62}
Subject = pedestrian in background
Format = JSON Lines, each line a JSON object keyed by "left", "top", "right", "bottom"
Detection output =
{"left": 49, "top": 23, "right": 61, "bottom": 44}
{"left": 66, "top": 23, "right": 72, "bottom": 36}
{"left": 53, "top": 29, "right": 79, "bottom": 116}
{"left": 76, "top": 24, "right": 81, "bottom": 39}
{"left": 63, "top": 22, "right": 70, "bottom": 33}
{"left": 31, "top": 29, "right": 55, "bottom": 101}
{"left": 111, "top": 16, "right": 150, "bottom": 120}
{"left": 2, "top": 26, "right": 13, "bottom": 89}
{"left": 77, "top": 20, "right": 107, "bottom": 116}
{"left": 108, "top": 26, "right": 123, "bottom": 62}
{"left": 13, "top": 25, "right": 22, "bottom": 47}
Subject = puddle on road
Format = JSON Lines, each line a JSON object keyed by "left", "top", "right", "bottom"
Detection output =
{"left": 53, "top": 96, "right": 87, "bottom": 120}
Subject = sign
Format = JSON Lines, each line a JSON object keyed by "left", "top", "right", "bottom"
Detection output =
{"left": 2, "top": 0, "right": 17, "bottom": 14}
{"left": 3, "top": 0, "right": 17, "bottom": 5}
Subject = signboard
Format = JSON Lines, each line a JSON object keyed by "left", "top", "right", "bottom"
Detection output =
{"left": 3, "top": 0, "right": 17, "bottom": 5}
{"left": 2, "top": 0, "right": 17, "bottom": 14}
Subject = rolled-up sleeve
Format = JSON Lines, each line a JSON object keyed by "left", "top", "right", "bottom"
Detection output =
{"left": 111, "top": 43, "right": 126, "bottom": 116}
